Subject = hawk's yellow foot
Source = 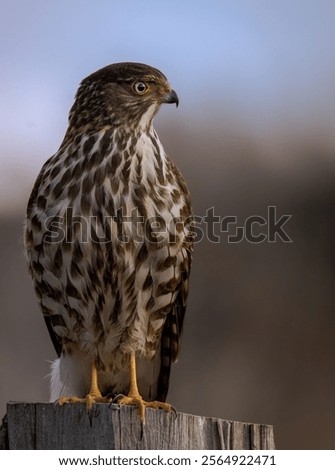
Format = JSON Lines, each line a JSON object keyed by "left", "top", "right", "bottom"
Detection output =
{"left": 117, "top": 394, "right": 174, "bottom": 423}
{"left": 116, "top": 352, "right": 174, "bottom": 423}
{"left": 57, "top": 361, "right": 112, "bottom": 412}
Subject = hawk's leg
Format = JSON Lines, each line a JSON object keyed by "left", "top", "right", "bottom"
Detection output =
{"left": 57, "top": 361, "right": 112, "bottom": 411}
{"left": 117, "top": 352, "right": 173, "bottom": 423}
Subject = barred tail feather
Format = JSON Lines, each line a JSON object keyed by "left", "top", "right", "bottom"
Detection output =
{"left": 157, "top": 303, "right": 183, "bottom": 401}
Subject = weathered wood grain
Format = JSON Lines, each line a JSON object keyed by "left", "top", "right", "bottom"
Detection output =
{"left": 0, "top": 402, "right": 275, "bottom": 450}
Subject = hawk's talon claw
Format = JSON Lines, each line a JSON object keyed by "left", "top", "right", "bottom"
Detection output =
{"left": 112, "top": 393, "right": 126, "bottom": 404}
{"left": 171, "top": 406, "right": 178, "bottom": 420}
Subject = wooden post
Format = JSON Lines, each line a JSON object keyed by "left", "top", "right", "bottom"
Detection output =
{"left": 0, "top": 402, "right": 275, "bottom": 450}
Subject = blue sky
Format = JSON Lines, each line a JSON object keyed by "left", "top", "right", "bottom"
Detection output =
{"left": 1, "top": 0, "right": 335, "bottom": 212}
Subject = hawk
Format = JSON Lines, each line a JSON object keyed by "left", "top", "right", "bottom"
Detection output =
{"left": 25, "top": 62, "right": 193, "bottom": 421}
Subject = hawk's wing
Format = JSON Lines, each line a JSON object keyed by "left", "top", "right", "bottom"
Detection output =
{"left": 26, "top": 157, "right": 64, "bottom": 357}
{"left": 156, "top": 159, "right": 194, "bottom": 401}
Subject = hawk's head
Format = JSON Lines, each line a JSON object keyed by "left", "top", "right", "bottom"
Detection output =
{"left": 67, "top": 62, "right": 178, "bottom": 136}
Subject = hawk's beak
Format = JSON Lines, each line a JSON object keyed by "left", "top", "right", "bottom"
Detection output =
{"left": 163, "top": 89, "right": 179, "bottom": 107}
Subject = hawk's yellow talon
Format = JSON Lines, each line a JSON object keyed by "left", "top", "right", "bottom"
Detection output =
{"left": 116, "top": 352, "right": 174, "bottom": 423}
{"left": 57, "top": 362, "right": 112, "bottom": 411}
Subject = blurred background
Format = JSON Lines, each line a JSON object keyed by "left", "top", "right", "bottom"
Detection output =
{"left": 1, "top": 0, "right": 335, "bottom": 449}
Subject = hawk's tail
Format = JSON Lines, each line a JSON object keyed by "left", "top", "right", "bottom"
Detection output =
{"left": 156, "top": 306, "right": 180, "bottom": 401}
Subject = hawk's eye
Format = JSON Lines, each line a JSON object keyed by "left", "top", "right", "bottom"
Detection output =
{"left": 133, "top": 81, "right": 148, "bottom": 95}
